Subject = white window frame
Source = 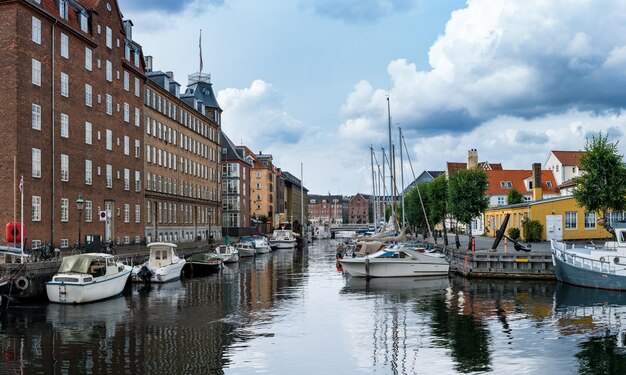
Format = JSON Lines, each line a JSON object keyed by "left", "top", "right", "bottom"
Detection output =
{"left": 135, "top": 170, "right": 141, "bottom": 192}
{"left": 124, "top": 102, "right": 129, "bottom": 122}
{"left": 85, "top": 159, "right": 92, "bottom": 185}
{"left": 32, "top": 103, "right": 41, "bottom": 130}
{"left": 85, "top": 200, "right": 92, "bottom": 222}
{"left": 85, "top": 122, "right": 92, "bottom": 145}
{"left": 85, "top": 47, "right": 92, "bottom": 71}
{"left": 32, "top": 17, "right": 41, "bottom": 44}
{"left": 124, "top": 71, "right": 129, "bottom": 91}
{"left": 106, "top": 129, "right": 112, "bottom": 150}
{"left": 61, "top": 198, "right": 69, "bottom": 222}
{"left": 106, "top": 164, "right": 112, "bottom": 188}
{"left": 134, "top": 139, "right": 140, "bottom": 158}
{"left": 32, "top": 148, "right": 41, "bottom": 178}
{"left": 124, "top": 136, "right": 130, "bottom": 155}
{"left": 105, "top": 26, "right": 112, "bottom": 49}
{"left": 134, "top": 108, "right": 140, "bottom": 127}
{"left": 124, "top": 168, "right": 130, "bottom": 191}
{"left": 106, "top": 60, "right": 112, "bottom": 82}
{"left": 32, "top": 59, "right": 41, "bottom": 86}
{"left": 32, "top": 196, "right": 41, "bottom": 221}
{"left": 60, "top": 72, "right": 69, "bottom": 97}
{"left": 565, "top": 211, "right": 578, "bottom": 230}
{"left": 134, "top": 77, "right": 140, "bottom": 97}
{"left": 60, "top": 33, "right": 69, "bottom": 58}
{"left": 60, "top": 154, "right": 69, "bottom": 181}
{"left": 85, "top": 84, "right": 92, "bottom": 107}
{"left": 60, "top": 113, "right": 69, "bottom": 138}
{"left": 135, "top": 204, "right": 141, "bottom": 223}
{"left": 106, "top": 94, "right": 112, "bottom": 115}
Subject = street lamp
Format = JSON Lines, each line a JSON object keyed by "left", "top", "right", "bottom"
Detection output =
{"left": 76, "top": 194, "right": 84, "bottom": 245}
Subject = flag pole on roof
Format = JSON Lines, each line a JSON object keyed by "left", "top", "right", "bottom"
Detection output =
{"left": 199, "top": 29, "right": 203, "bottom": 74}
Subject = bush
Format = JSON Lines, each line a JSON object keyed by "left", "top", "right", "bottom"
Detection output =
{"left": 522, "top": 219, "right": 544, "bottom": 242}
{"left": 507, "top": 227, "right": 520, "bottom": 241}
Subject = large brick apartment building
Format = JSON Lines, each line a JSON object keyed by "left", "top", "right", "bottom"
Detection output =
{"left": 0, "top": 0, "right": 145, "bottom": 247}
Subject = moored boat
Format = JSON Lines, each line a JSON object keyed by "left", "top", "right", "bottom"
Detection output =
{"left": 551, "top": 227, "right": 626, "bottom": 291}
{"left": 213, "top": 244, "right": 239, "bottom": 263}
{"left": 131, "top": 242, "right": 186, "bottom": 283}
{"left": 46, "top": 253, "right": 131, "bottom": 304}
{"left": 187, "top": 253, "right": 223, "bottom": 276}
{"left": 252, "top": 235, "right": 271, "bottom": 253}
{"left": 269, "top": 229, "right": 297, "bottom": 249}
{"left": 339, "top": 246, "right": 449, "bottom": 278}
{"left": 236, "top": 242, "right": 256, "bottom": 257}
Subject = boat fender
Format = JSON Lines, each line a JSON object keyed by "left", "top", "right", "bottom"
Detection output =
{"left": 615, "top": 257, "right": 620, "bottom": 264}
{"left": 600, "top": 257, "right": 606, "bottom": 263}
{"left": 14, "top": 276, "right": 29, "bottom": 291}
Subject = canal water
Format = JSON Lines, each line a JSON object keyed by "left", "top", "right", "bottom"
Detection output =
{"left": 2, "top": 239, "right": 626, "bottom": 374}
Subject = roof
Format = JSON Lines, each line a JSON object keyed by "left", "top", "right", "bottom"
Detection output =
{"left": 447, "top": 161, "right": 503, "bottom": 175}
{"left": 551, "top": 151, "right": 584, "bottom": 167}
{"left": 485, "top": 195, "right": 575, "bottom": 211}
{"left": 485, "top": 170, "right": 558, "bottom": 196}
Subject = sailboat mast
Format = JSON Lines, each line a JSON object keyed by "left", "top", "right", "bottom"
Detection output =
{"left": 381, "top": 147, "right": 387, "bottom": 218}
{"left": 387, "top": 96, "right": 396, "bottom": 223}
{"left": 370, "top": 146, "right": 378, "bottom": 231}
{"left": 399, "top": 128, "right": 405, "bottom": 228}
{"left": 300, "top": 162, "right": 304, "bottom": 234}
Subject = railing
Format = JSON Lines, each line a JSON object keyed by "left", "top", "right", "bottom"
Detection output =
{"left": 552, "top": 241, "right": 624, "bottom": 274}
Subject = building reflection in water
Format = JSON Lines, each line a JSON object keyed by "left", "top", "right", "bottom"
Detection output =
{"left": 0, "top": 247, "right": 306, "bottom": 374}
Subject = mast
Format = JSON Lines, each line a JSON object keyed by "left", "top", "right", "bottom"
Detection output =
{"left": 370, "top": 146, "right": 378, "bottom": 231}
{"left": 381, "top": 147, "right": 387, "bottom": 220}
{"left": 300, "top": 162, "right": 304, "bottom": 234}
{"left": 387, "top": 96, "right": 396, "bottom": 223}
{"left": 399, "top": 128, "right": 405, "bottom": 228}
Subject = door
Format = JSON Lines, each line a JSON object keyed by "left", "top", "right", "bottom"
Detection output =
{"left": 105, "top": 201, "right": 114, "bottom": 242}
{"left": 546, "top": 215, "right": 563, "bottom": 241}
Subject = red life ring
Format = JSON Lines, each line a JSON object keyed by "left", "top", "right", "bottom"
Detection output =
{"left": 6, "top": 222, "right": 24, "bottom": 243}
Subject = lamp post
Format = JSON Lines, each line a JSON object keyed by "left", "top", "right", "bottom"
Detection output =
{"left": 76, "top": 194, "right": 84, "bottom": 245}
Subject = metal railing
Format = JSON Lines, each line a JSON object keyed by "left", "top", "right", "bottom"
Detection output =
{"left": 552, "top": 241, "right": 625, "bottom": 274}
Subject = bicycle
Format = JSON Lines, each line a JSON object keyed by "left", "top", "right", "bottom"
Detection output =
{"left": 102, "top": 241, "right": 116, "bottom": 255}
{"left": 71, "top": 241, "right": 86, "bottom": 255}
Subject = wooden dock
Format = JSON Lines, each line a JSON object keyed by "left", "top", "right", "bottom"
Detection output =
{"left": 447, "top": 248, "right": 556, "bottom": 280}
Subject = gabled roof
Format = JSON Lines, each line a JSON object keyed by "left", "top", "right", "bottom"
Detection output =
{"left": 447, "top": 161, "right": 503, "bottom": 175}
{"left": 551, "top": 151, "right": 584, "bottom": 167}
{"left": 486, "top": 170, "right": 558, "bottom": 196}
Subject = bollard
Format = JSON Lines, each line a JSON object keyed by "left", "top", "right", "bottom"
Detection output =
{"left": 471, "top": 237, "right": 475, "bottom": 252}
{"left": 504, "top": 237, "right": 508, "bottom": 253}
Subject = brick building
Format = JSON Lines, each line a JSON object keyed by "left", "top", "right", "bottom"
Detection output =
{"left": 142, "top": 62, "right": 222, "bottom": 243}
{"left": 308, "top": 194, "right": 343, "bottom": 224}
{"left": 281, "top": 171, "right": 308, "bottom": 229}
{"left": 0, "top": 0, "right": 145, "bottom": 247}
{"left": 349, "top": 193, "right": 370, "bottom": 224}
{"left": 221, "top": 133, "right": 253, "bottom": 236}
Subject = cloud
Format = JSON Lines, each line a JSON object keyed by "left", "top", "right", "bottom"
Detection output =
{"left": 514, "top": 130, "right": 548, "bottom": 145}
{"left": 118, "top": 0, "right": 224, "bottom": 13}
{"left": 217, "top": 80, "right": 307, "bottom": 150}
{"left": 303, "top": 0, "right": 418, "bottom": 23}
{"left": 339, "top": 0, "right": 626, "bottom": 141}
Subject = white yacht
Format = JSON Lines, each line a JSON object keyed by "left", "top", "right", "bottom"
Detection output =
{"left": 269, "top": 229, "right": 297, "bottom": 249}
{"left": 339, "top": 246, "right": 449, "bottom": 278}
{"left": 131, "top": 242, "right": 186, "bottom": 283}
{"left": 46, "top": 253, "right": 131, "bottom": 304}
{"left": 213, "top": 244, "right": 239, "bottom": 263}
{"left": 253, "top": 236, "right": 271, "bottom": 253}
{"left": 236, "top": 242, "right": 256, "bottom": 257}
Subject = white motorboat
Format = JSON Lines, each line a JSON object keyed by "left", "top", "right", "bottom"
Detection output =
{"left": 131, "top": 242, "right": 186, "bottom": 283}
{"left": 253, "top": 236, "right": 271, "bottom": 253}
{"left": 339, "top": 246, "right": 450, "bottom": 278}
{"left": 46, "top": 253, "right": 131, "bottom": 304}
{"left": 269, "top": 229, "right": 297, "bottom": 249}
{"left": 551, "top": 226, "right": 626, "bottom": 291}
{"left": 236, "top": 242, "right": 256, "bottom": 257}
{"left": 213, "top": 244, "right": 239, "bottom": 263}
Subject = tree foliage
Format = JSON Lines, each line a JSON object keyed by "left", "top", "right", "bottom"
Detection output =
{"left": 428, "top": 175, "right": 448, "bottom": 227}
{"left": 522, "top": 218, "right": 543, "bottom": 242}
{"left": 506, "top": 188, "right": 524, "bottom": 205}
{"left": 448, "top": 169, "right": 489, "bottom": 232}
{"left": 573, "top": 133, "right": 626, "bottom": 234}
{"left": 405, "top": 183, "right": 431, "bottom": 230}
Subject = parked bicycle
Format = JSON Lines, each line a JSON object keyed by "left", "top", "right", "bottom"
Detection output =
{"left": 71, "top": 241, "right": 86, "bottom": 256}
{"left": 33, "top": 242, "right": 60, "bottom": 261}
{"left": 102, "top": 241, "right": 116, "bottom": 255}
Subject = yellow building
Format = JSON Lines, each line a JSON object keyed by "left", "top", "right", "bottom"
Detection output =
{"left": 484, "top": 196, "right": 612, "bottom": 241}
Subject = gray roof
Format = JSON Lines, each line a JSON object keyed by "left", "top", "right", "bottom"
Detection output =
{"left": 185, "top": 77, "right": 220, "bottom": 110}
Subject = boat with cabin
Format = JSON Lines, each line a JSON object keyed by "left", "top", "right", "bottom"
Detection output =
{"left": 551, "top": 225, "right": 626, "bottom": 291}
{"left": 131, "top": 242, "right": 186, "bottom": 283}
{"left": 269, "top": 229, "right": 297, "bottom": 249}
{"left": 235, "top": 242, "right": 256, "bottom": 257}
{"left": 213, "top": 244, "right": 239, "bottom": 263}
{"left": 252, "top": 236, "right": 271, "bottom": 253}
{"left": 46, "top": 253, "right": 131, "bottom": 304}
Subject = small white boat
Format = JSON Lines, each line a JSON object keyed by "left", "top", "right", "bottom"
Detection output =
{"left": 339, "top": 246, "right": 449, "bottom": 278}
{"left": 236, "top": 242, "right": 256, "bottom": 257}
{"left": 551, "top": 226, "right": 626, "bottom": 290}
{"left": 131, "top": 242, "right": 186, "bottom": 283}
{"left": 269, "top": 229, "right": 297, "bottom": 249}
{"left": 253, "top": 236, "right": 271, "bottom": 253}
{"left": 213, "top": 244, "right": 239, "bottom": 263}
{"left": 46, "top": 253, "right": 131, "bottom": 304}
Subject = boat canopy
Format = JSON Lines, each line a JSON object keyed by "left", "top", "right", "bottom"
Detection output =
{"left": 58, "top": 254, "right": 108, "bottom": 273}
{"left": 356, "top": 242, "right": 385, "bottom": 256}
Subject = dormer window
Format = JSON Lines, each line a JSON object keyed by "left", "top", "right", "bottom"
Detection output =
{"left": 79, "top": 12, "right": 88, "bottom": 33}
{"left": 546, "top": 181, "right": 553, "bottom": 188}
{"left": 500, "top": 181, "right": 513, "bottom": 188}
{"left": 59, "top": 0, "right": 68, "bottom": 19}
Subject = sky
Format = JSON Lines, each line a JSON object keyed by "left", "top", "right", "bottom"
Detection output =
{"left": 118, "top": 0, "right": 626, "bottom": 195}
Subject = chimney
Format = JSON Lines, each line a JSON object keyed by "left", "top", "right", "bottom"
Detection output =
{"left": 532, "top": 163, "right": 543, "bottom": 201}
{"left": 467, "top": 149, "right": 478, "bottom": 169}
{"left": 144, "top": 55, "right": 153, "bottom": 72}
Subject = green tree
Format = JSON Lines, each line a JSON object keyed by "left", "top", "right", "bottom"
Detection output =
{"left": 506, "top": 188, "right": 524, "bottom": 205}
{"left": 448, "top": 169, "right": 489, "bottom": 248}
{"left": 428, "top": 175, "right": 449, "bottom": 245}
{"left": 573, "top": 133, "right": 626, "bottom": 235}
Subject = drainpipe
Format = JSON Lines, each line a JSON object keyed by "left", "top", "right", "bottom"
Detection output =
{"left": 50, "top": 19, "right": 58, "bottom": 243}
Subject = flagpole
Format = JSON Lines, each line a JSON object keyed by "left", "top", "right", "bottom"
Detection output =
{"left": 199, "top": 29, "right": 203, "bottom": 74}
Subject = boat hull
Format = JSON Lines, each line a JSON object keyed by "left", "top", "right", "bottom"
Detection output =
{"left": 339, "top": 258, "right": 449, "bottom": 278}
{"left": 131, "top": 261, "right": 186, "bottom": 283}
{"left": 552, "top": 251, "right": 626, "bottom": 291}
{"left": 270, "top": 240, "right": 296, "bottom": 249}
{"left": 46, "top": 267, "right": 131, "bottom": 304}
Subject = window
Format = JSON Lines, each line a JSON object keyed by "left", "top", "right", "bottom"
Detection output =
{"left": 500, "top": 181, "right": 513, "bottom": 188}
{"left": 60, "top": 72, "right": 69, "bottom": 97}
{"left": 135, "top": 170, "right": 141, "bottom": 192}
{"left": 59, "top": 0, "right": 68, "bottom": 19}
{"left": 60, "top": 113, "right": 69, "bottom": 138}
{"left": 32, "top": 17, "right": 41, "bottom": 44}
{"left": 79, "top": 12, "right": 88, "bottom": 32}
{"left": 60, "top": 33, "right": 68, "bottom": 58}
{"left": 146, "top": 145, "right": 151, "bottom": 163}
{"left": 105, "top": 26, "right": 112, "bottom": 49}
{"left": 32, "top": 148, "right": 41, "bottom": 178}
{"left": 106, "top": 129, "right": 112, "bottom": 150}
{"left": 124, "top": 169, "right": 130, "bottom": 191}
{"left": 106, "top": 164, "right": 112, "bottom": 188}
{"left": 123, "top": 204, "right": 130, "bottom": 223}
{"left": 106, "top": 60, "right": 112, "bottom": 81}
{"left": 135, "top": 78, "right": 140, "bottom": 97}
{"left": 32, "top": 104, "right": 41, "bottom": 130}
{"left": 584, "top": 212, "right": 596, "bottom": 229}
{"left": 85, "top": 159, "right": 92, "bottom": 185}
{"left": 565, "top": 211, "right": 577, "bottom": 229}
{"left": 60, "top": 154, "right": 69, "bottom": 181}
{"left": 85, "top": 200, "right": 92, "bottom": 222}
{"left": 106, "top": 94, "right": 112, "bottom": 115}
{"left": 124, "top": 103, "right": 129, "bottom": 122}
{"left": 85, "top": 47, "right": 92, "bottom": 70}
{"left": 124, "top": 71, "right": 129, "bottom": 91}
{"left": 85, "top": 84, "right": 92, "bottom": 107}
{"left": 134, "top": 108, "right": 140, "bottom": 127}
{"left": 61, "top": 198, "right": 69, "bottom": 222}
{"left": 32, "top": 59, "right": 41, "bottom": 86}
{"left": 32, "top": 196, "right": 41, "bottom": 221}
{"left": 135, "top": 204, "right": 141, "bottom": 223}
{"left": 85, "top": 122, "right": 92, "bottom": 144}
{"left": 546, "top": 181, "right": 553, "bottom": 188}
